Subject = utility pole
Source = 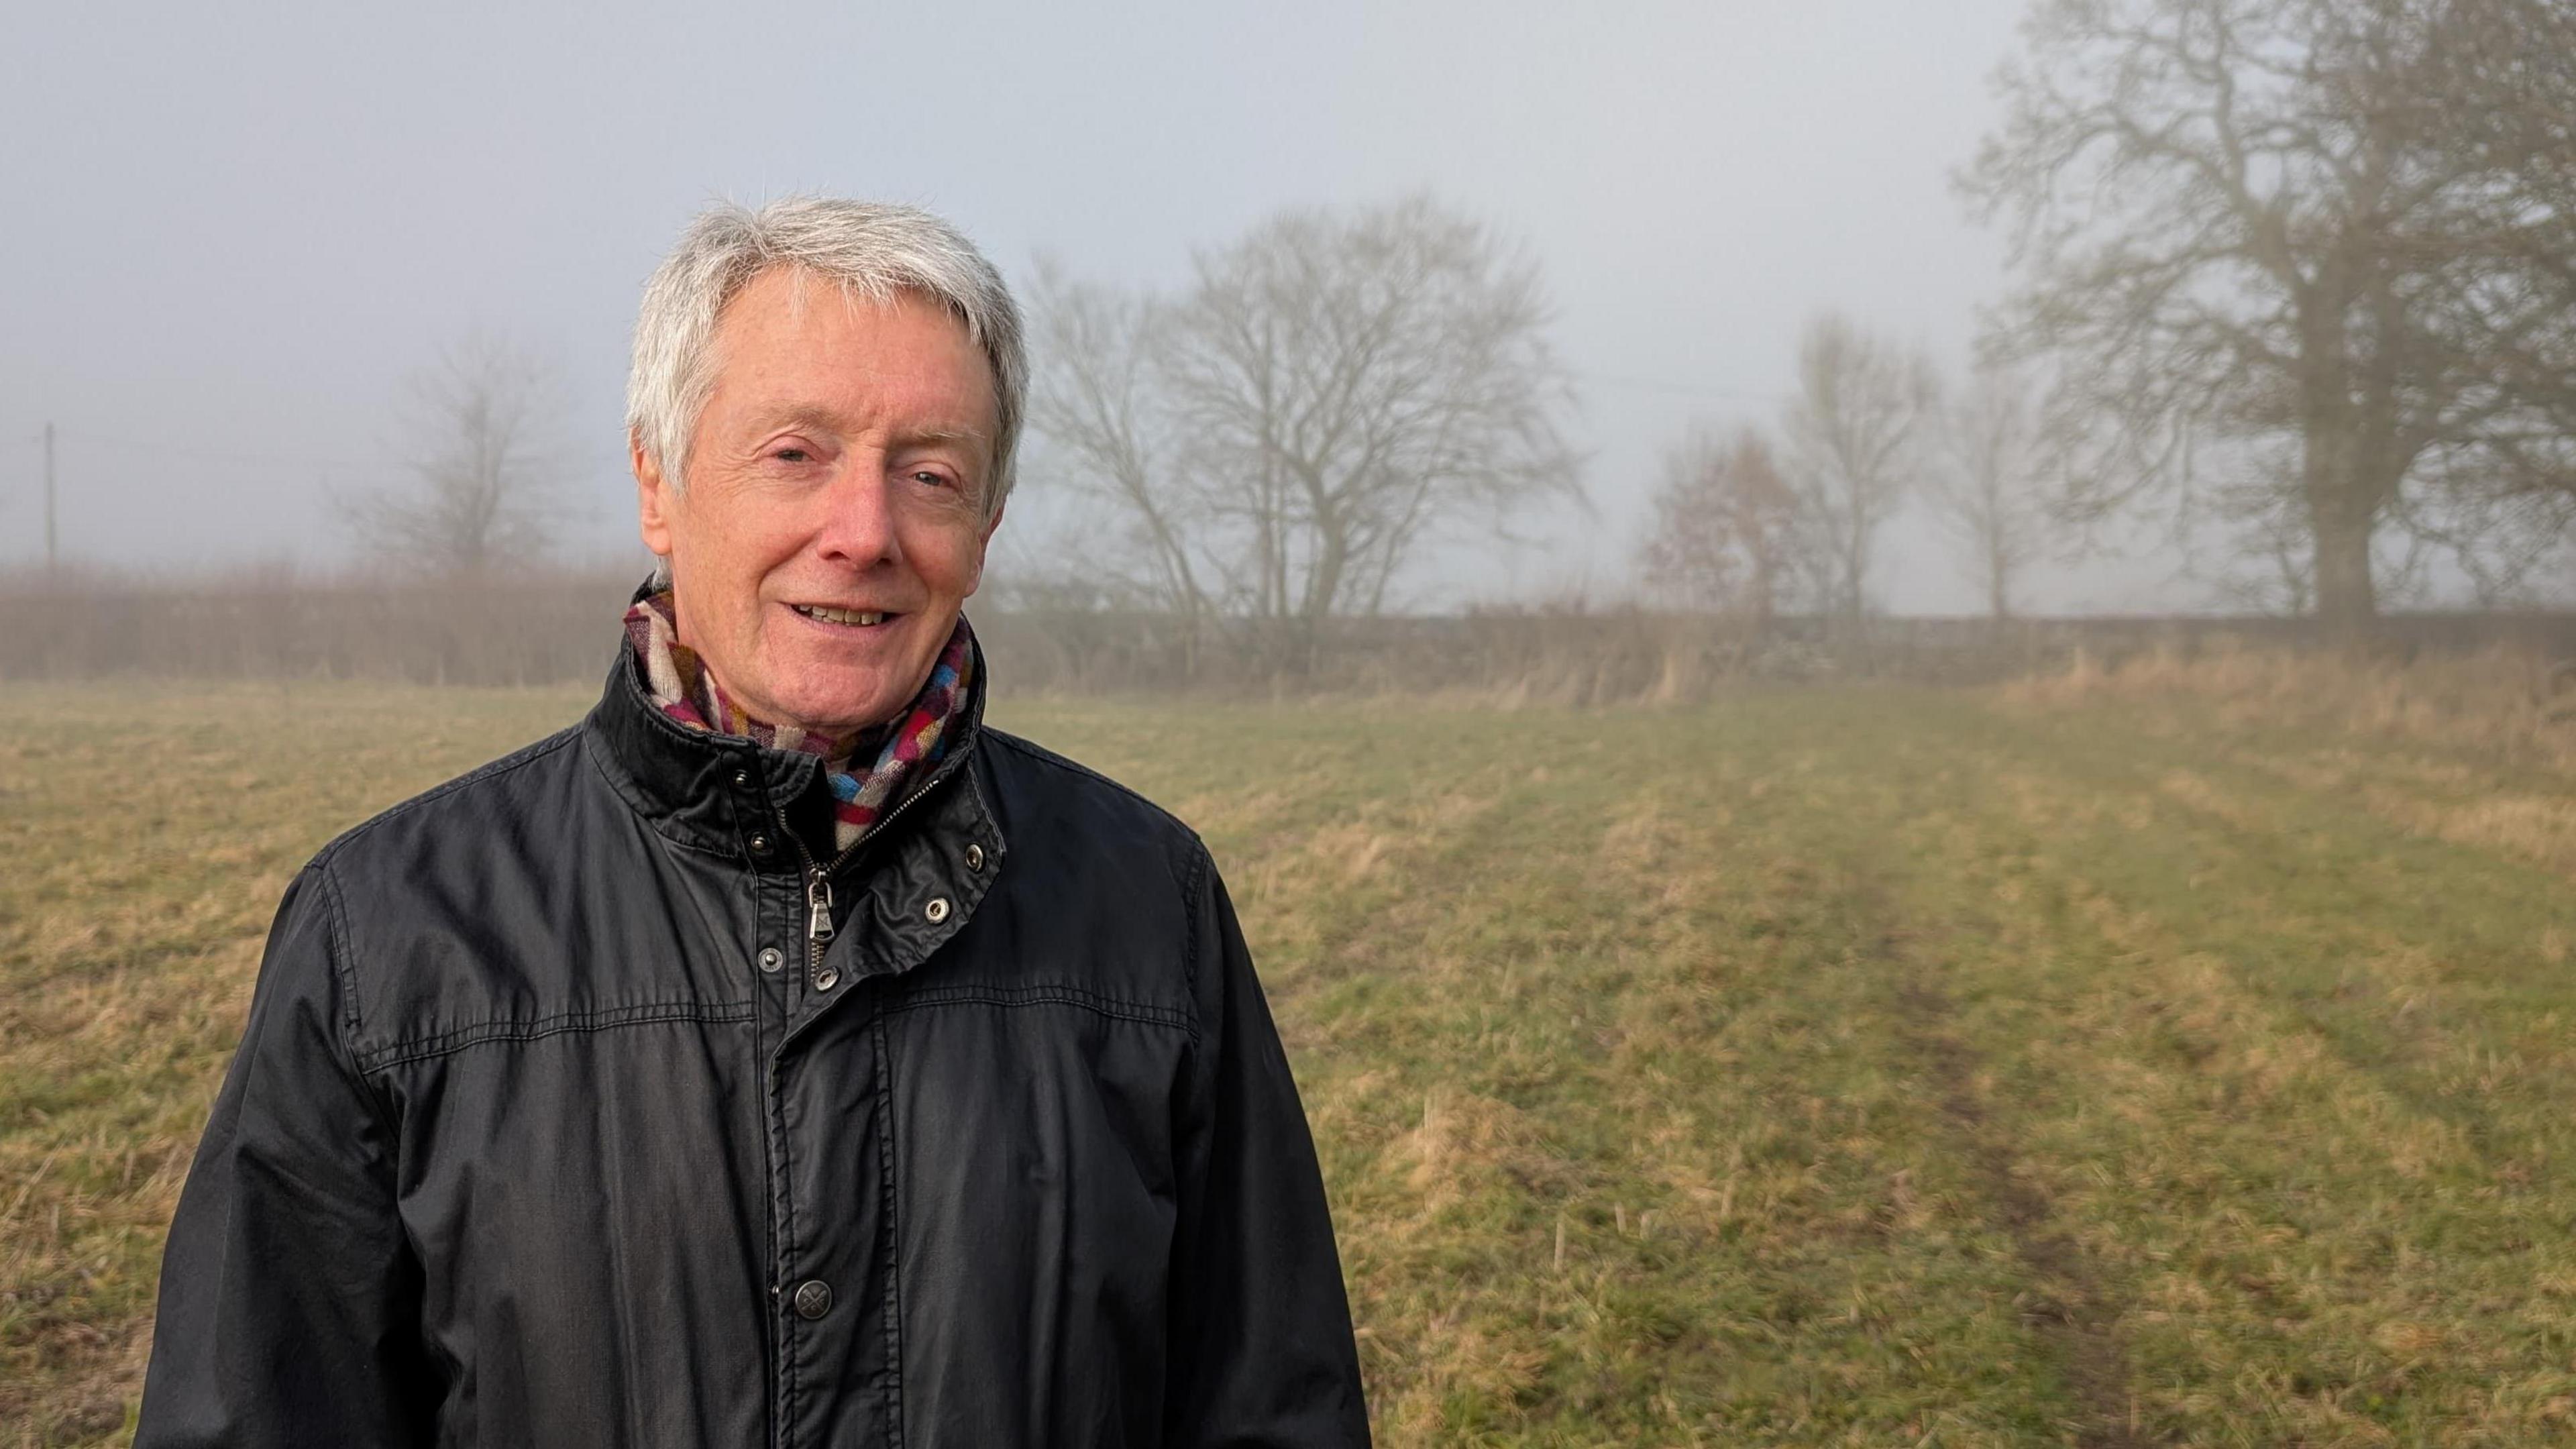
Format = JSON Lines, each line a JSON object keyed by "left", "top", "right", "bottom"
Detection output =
{"left": 44, "top": 421, "right": 58, "bottom": 581}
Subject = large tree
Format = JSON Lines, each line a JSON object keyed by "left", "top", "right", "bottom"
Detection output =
{"left": 1028, "top": 197, "right": 1581, "bottom": 653}
{"left": 1963, "top": 0, "right": 2576, "bottom": 633}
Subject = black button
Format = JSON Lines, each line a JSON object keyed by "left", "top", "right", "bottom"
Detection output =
{"left": 748, "top": 833, "right": 773, "bottom": 857}
{"left": 792, "top": 1279, "right": 833, "bottom": 1320}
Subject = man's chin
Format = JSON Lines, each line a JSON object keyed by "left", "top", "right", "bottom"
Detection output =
{"left": 765, "top": 658, "right": 916, "bottom": 736}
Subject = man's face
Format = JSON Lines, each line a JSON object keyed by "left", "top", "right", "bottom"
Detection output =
{"left": 635, "top": 268, "right": 1003, "bottom": 740}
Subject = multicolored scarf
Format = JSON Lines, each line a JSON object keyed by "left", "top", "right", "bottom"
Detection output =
{"left": 624, "top": 590, "right": 975, "bottom": 853}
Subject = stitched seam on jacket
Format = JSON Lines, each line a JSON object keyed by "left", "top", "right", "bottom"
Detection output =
{"left": 312, "top": 862, "right": 409, "bottom": 1140}
{"left": 1181, "top": 845, "right": 1209, "bottom": 1000}
{"left": 313, "top": 863, "right": 364, "bottom": 1049}
{"left": 356, "top": 1001, "right": 754, "bottom": 1071}
{"left": 875, "top": 1010, "right": 904, "bottom": 1449}
{"left": 885, "top": 984, "right": 1197, "bottom": 1042}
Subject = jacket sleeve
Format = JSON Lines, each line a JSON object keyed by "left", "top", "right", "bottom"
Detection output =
{"left": 136, "top": 863, "right": 440, "bottom": 1448}
{"left": 1164, "top": 847, "right": 1373, "bottom": 1448}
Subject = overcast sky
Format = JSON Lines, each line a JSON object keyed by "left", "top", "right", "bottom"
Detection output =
{"left": 0, "top": 0, "right": 2205, "bottom": 612}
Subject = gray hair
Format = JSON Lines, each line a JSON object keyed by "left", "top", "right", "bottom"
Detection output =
{"left": 626, "top": 197, "right": 1026, "bottom": 523}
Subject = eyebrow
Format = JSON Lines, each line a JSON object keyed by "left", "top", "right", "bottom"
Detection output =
{"left": 747, "top": 407, "right": 987, "bottom": 450}
{"left": 746, "top": 404, "right": 843, "bottom": 436}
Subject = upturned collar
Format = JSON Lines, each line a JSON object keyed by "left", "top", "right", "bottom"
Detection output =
{"left": 584, "top": 580, "right": 996, "bottom": 874}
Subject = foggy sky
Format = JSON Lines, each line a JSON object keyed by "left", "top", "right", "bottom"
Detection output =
{"left": 3, "top": 0, "right": 2192, "bottom": 614}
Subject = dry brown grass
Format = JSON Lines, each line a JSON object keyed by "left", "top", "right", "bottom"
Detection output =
{"left": 2002, "top": 641, "right": 2576, "bottom": 773}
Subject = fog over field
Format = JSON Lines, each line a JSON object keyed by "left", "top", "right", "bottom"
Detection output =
{"left": 12, "top": 6, "right": 2576, "bottom": 1442}
{"left": 2, "top": 0, "right": 2214, "bottom": 614}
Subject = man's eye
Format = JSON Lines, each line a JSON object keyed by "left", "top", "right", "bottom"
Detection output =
{"left": 910, "top": 470, "right": 953, "bottom": 488}
{"left": 774, "top": 447, "right": 813, "bottom": 464}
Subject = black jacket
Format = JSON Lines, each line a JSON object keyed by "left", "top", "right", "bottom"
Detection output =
{"left": 136, "top": 631, "right": 1370, "bottom": 1448}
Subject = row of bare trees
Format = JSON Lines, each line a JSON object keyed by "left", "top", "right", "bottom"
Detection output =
{"left": 331, "top": 0, "right": 2574, "bottom": 637}
{"left": 1638, "top": 321, "right": 2055, "bottom": 626}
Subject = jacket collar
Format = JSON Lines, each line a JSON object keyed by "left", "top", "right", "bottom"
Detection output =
{"left": 583, "top": 581, "right": 998, "bottom": 873}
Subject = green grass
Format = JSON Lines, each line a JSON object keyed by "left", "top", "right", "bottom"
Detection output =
{"left": 7, "top": 680, "right": 2576, "bottom": 1445}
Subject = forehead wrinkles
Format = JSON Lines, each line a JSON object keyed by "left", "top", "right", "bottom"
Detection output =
{"left": 708, "top": 284, "right": 997, "bottom": 464}
{"left": 716, "top": 269, "right": 981, "bottom": 388}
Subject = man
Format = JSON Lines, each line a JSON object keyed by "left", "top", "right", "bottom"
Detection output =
{"left": 136, "top": 197, "right": 1371, "bottom": 1447}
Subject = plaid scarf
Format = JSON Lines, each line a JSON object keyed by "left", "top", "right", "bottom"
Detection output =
{"left": 624, "top": 590, "right": 975, "bottom": 853}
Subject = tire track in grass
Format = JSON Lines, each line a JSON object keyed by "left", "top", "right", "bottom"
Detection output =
{"left": 1687, "top": 700, "right": 2152, "bottom": 1445}
{"left": 1888, "top": 960, "right": 2144, "bottom": 1449}
{"left": 1841, "top": 717, "right": 2403, "bottom": 1444}
{"left": 1821, "top": 844, "right": 2149, "bottom": 1449}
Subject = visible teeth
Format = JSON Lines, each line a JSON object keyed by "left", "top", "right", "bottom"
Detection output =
{"left": 796, "top": 605, "right": 886, "bottom": 626}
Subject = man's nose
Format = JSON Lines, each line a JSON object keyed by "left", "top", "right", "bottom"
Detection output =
{"left": 813, "top": 462, "right": 901, "bottom": 568}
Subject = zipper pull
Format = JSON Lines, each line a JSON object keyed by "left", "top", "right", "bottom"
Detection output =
{"left": 806, "top": 870, "right": 835, "bottom": 945}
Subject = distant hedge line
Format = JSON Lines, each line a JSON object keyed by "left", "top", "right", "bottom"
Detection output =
{"left": 3, "top": 577, "right": 2572, "bottom": 696}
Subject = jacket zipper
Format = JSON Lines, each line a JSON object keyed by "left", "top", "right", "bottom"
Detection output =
{"left": 768, "top": 746, "right": 970, "bottom": 981}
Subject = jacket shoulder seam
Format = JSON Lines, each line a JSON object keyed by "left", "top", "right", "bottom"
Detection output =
{"left": 309, "top": 859, "right": 407, "bottom": 1132}
{"left": 355, "top": 1000, "right": 755, "bottom": 1073}
{"left": 313, "top": 860, "right": 362, "bottom": 1045}
{"left": 1181, "top": 843, "right": 1210, "bottom": 1000}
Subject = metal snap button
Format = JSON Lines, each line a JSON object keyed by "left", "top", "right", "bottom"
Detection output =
{"left": 792, "top": 1279, "right": 833, "bottom": 1320}
{"left": 733, "top": 769, "right": 753, "bottom": 790}
{"left": 748, "top": 833, "right": 773, "bottom": 857}
{"left": 963, "top": 843, "right": 985, "bottom": 872}
{"left": 756, "top": 947, "right": 784, "bottom": 973}
{"left": 925, "top": 897, "right": 952, "bottom": 924}
{"left": 813, "top": 967, "right": 840, "bottom": 991}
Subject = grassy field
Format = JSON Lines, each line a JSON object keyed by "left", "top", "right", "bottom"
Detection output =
{"left": 7, "top": 667, "right": 2576, "bottom": 1445}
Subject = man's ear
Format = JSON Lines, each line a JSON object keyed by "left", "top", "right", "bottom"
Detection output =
{"left": 635, "top": 435, "right": 677, "bottom": 557}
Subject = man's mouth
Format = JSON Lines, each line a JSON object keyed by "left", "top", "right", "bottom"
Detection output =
{"left": 790, "top": 604, "right": 896, "bottom": 627}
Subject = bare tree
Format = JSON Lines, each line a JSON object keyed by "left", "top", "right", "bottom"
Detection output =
{"left": 1780, "top": 314, "right": 1938, "bottom": 621}
{"left": 1030, "top": 196, "right": 1582, "bottom": 659}
{"left": 1930, "top": 366, "right": 2053, "bottom": 619}
{"left": 1638, "top": 425, "right": 1804, "bottom": 624}
{"left": 1023, "top": 264, "right": 1214, "bottom": 625}
{"left": 1962, "top": 0, "right": 2576, "bottom": 635}
{"left": 339, "top": 336, "right": 564, "bottom": 576}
